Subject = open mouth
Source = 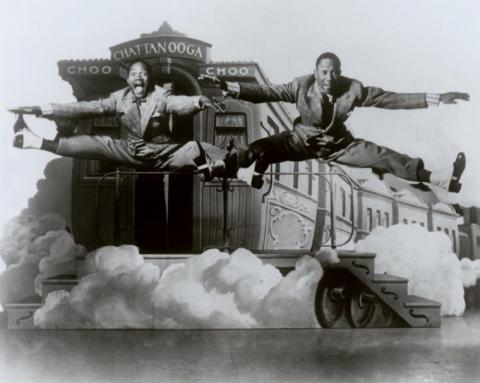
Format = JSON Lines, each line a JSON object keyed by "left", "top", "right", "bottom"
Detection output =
{"left": 133, "top": 81, "right": 145, "bottom": 94}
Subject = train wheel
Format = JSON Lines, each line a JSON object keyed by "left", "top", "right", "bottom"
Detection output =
{"left": 315, "top": 278, "right": 346, "bottom": 328}
{"left": 345, "top": 283, "right": 378, "bottom": 328}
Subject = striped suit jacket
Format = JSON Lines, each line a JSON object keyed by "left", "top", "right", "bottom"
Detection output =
{"left": 238, "top": 74, "right": 427, "bottom": 147}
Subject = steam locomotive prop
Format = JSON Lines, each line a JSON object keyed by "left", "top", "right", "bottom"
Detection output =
{"left": 6, "top": 23, "right": 442, "bottom": 329}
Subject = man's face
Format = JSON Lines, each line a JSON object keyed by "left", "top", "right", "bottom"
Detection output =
{"left": 314, "top": 58, "right": 341, "bottom": 94}
{"left": 127, "top": 62, "right": 151, "bottom": 98}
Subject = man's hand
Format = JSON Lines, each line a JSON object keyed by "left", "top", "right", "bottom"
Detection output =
{"left": 199, "top": 96, "right": 228, "bottom": 112}
{"left": 306, "top": 134, "right": 334, "bottom": 150}
{"left": 439, "top": 92, "right": 470, "bottom": 104}
{"left": 8, "top": 106, "right": 42, "bottom": 117}
{"left": 198, "top": 74, "right": 227, "bottom": 90}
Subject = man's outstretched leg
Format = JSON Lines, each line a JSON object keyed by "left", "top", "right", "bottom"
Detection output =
{"left": 13, "top": 125, "right": 146, "bottom": 167}
{"left": 333, "top": 139, "right": 465, "bottom": 192}
{"left": 229, "top": 131, "right": 313, "bottom": 188}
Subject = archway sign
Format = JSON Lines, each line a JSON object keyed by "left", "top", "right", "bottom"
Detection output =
{"left": 109, "top": 22, "right": 211, "bottom": 63}
{"left": 57, "top": 21, "right": 262, "bottom": 84}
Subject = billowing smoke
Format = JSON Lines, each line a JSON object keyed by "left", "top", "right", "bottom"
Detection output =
{"left": 35, "top": 245, "right": 160, "bottom": 329}
{"left": 5, "top": 214, "right": 479, "bottom": 328}
{"left": 355, "top": 224, "right": 472, "bottom": 316}
{"left": 0, "top": 212, "right": 85, "bottom": 305}
{"left": 35, "top": 246, "right": 323, "bottom": 329}
{"left": 0, "top": 212, "right": 66, "bottom": 266}
{"left": 460, "top": 258, "right": 480, "bottom": 288}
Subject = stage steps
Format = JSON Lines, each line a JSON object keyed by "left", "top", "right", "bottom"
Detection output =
{"left": 314, "top": 250, "right": 441, "bottom": 328}
{"left": 5, "top": 296, "right": 42, "bottom": 330}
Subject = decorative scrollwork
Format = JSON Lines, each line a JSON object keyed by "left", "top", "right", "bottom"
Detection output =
{"left": 380, "top": 287, "right": 399, "bottom": 300}
{"left": 352, "top": 261, "right": 370, "bottom": 275}
{"left": 269, "top": 207, "right": 313, "bottom": 249}
{"left": 16, "top": 310, "right": 34, "bottom": 326}
{"left": 321, "top": 225, "right": 332, "bottom": 245}
{"left": 408, "top": 309, "right": 431, "bottom": 325}
{"left": 268, "top": 189, "right": 315, "bottom": 217}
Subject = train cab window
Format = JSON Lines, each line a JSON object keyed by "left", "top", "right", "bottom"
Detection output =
{"left": 214, "top": 113, "right": 247, "bottom": 150}
{"left": 367, "top": 208, "right": 373, "bottom": 232}
{"left": 341, "top": 188, "right": 347, "bottom": 217}
{"left": 376, "top": 210, "right": 381, "bottom": 227}
{"left": 384, "top": 212, "right": 390, "bottom": 227}
{"left": 291, "top": 162, "right": 299, "bottom": 189}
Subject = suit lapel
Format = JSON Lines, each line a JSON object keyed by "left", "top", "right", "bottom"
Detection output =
{"left": 303, "top": 81, "right": 323, "bottom": 124}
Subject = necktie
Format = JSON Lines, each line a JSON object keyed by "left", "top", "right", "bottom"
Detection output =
{"left": 322, "top": 93, "right": 334, "bottom": 128}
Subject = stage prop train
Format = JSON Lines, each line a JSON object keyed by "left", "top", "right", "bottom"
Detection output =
{"left": 9, "top": 23, "right": 464, "bottom": 329}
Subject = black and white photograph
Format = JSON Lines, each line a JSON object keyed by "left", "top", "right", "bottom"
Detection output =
{"left": 0, "top": 0, "right": 479, "bottom": 382}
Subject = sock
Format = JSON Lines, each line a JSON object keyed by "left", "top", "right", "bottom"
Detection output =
{"left": 41, "top": 139, "right": 59, "bottom": 153}
{"left": 223, "top": 153, "right": 238, "bottom": 178}
{"left": 417, "top": 168, "right": 431, "bottom": 183}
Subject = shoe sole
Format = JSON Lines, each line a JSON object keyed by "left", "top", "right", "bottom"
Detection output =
{"left": 448, "top": 152, "right": 466, "bottom": 193}
{"left": 251, "top": 175, "right": 264, "bottom": 189}
{"left": 13, "top": 135, "right": 23, "bottom": 148}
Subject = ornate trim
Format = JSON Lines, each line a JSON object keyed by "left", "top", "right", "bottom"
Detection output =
{"left": 269, "top": 206, "right": 313, "bottom": 249}
{"left": 268, "top": 189, "right": 316, "bottom": 218}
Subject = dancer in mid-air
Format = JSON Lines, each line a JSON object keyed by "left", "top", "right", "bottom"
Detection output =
{"left": 201, "top": 52, "right": 469, "bottom": 191}
{"left": 10, "top": 60, "right": 228, "bottom": 178}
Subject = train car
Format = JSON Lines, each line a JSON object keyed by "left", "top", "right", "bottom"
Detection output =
{"left": 54, "top": 23, "right": 333, "bottom": 255}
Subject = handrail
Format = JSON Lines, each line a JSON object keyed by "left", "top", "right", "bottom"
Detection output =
{"left": 94, "top": 167, "right": 356, "bottom": 250}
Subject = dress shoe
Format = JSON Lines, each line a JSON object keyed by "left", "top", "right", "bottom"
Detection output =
{"left": 430, "top": 152, "right": 466, "bottom": 193}
{"left": 12, "top": 128, "right": 42, "bottom": 149}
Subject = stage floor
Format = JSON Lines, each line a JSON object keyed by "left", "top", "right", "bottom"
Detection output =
{"left": 0, "top": 310, "right": 479, "bottom": 383}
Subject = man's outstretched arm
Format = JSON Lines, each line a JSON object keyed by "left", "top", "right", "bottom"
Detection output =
{"left": 198, "top": 74, "right": 297, "bottom": 104}
{"left": 10, "top": 96, "right": 117, "bottom": 119}
{"left": 164, "top": 95, "right": 227, "bottom": 116}
{"left": 357, "top": 84, "right": 470, "bottom": 109}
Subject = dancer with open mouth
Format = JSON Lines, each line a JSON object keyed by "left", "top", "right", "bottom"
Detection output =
{"left": 10, "top": 60, "right": 228, "bottom": 179}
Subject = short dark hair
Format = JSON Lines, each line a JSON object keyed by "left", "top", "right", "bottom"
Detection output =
{"left": 127, "top": 60, "right": 153, "bottom": 76}
{"left": 315, "top": 52, "right": 341, "bottom": 71}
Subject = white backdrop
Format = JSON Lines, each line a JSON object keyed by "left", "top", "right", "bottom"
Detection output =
{"left": 0, "top": 0, "right": 478, "bottom": 230}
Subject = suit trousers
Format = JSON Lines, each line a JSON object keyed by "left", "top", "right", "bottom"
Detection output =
{"left": 248, "top": 131, "right": 423, "bottom": 181}
{"left": 56, "top": 135, "right": 226, "bottom": 170}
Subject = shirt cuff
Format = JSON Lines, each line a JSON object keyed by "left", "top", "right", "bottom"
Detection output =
{"left": 40, "top": 104, "right": 53, "bottom": 116}
{"left": 426, "top": 94, "right": 440, "bottom": 107}
{"left": 225, "top": 81, "right": 240, "bottom": 98}
{"left": 193, "top": 96, "right": 205, "bottom": 109}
